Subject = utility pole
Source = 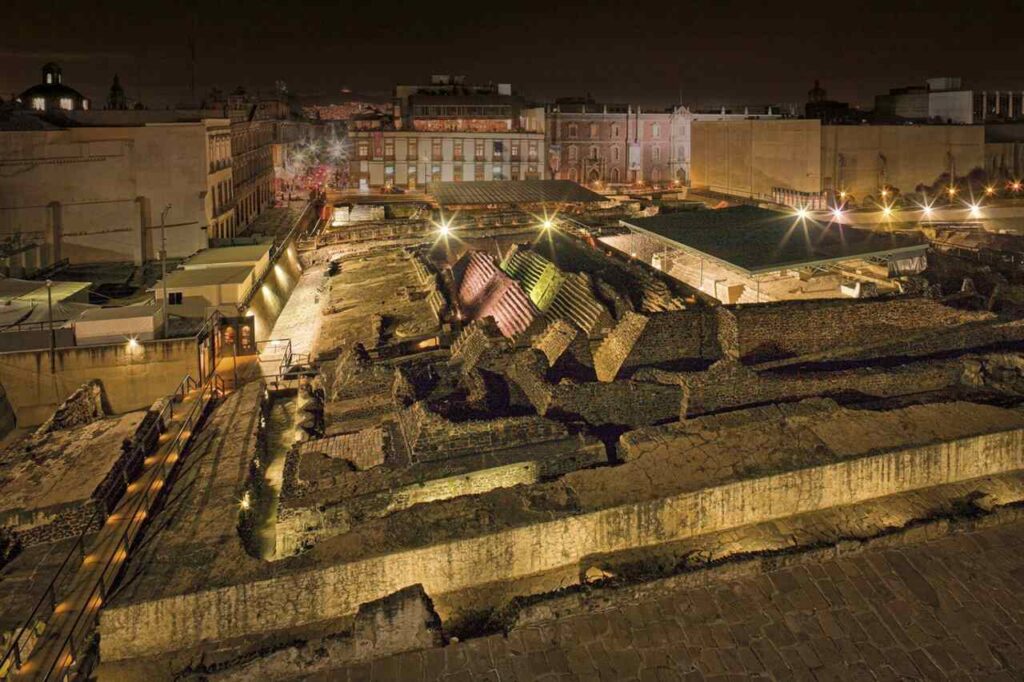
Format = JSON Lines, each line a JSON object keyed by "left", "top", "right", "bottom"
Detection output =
{"left": 46, "top": 279, "right": 55, "bottom": 373}
{"left": 160, "top": 204, "right": 171, "bottom": 337}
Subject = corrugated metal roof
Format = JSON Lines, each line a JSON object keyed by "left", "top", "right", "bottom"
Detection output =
{"left": 622, "top": 206, "right": 928, "bottom": 275}
{"left": 157, "top": 265, "right": 252, "bottom": 288}
{"left": 184, "top": 243, "right": 271, "bottom": 267}
{"left": 431, "top": 180, "right": 606, "bottom": 206}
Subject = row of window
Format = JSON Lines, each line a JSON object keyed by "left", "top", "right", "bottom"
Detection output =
{"left": 357, "top": 138, "right": 539, "bottom": 161}
{"left": 564, "top": 121, "right": 663, "bottom": 139}
{"left": 31, "top": 97, "right": 86, "bottom": 111}
{"left": 565, "top": 144, "right": 663, "bottom": 162}
{"left": 378, "top": 163, "right": 542, "bottom": 183}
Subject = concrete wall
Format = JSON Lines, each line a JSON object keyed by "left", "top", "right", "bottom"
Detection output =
{"left": 0, "top": 337, "right": 200, "bottom": 425}
{"left": 100, "top": 425, "right": 1024, "bottom": 661}
{"left": 691, "top": 120, "right": 986, "bottom": 204}
{"left": 0, "top": 123, "right": 216, "bottom": 268}
{"left": 690, "top": 119, "right": 822, "bottom": 199}
{"left": 820, "top": 124, "right": 984, "bottom": 200}
{"left": 243, "top": 242, "right": 303, "bottom": 341}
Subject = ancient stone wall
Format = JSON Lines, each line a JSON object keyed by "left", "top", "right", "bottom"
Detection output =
{"left": 34, "top": 379, "right": 107, "bottom": 435}
{"left": 729, "top": 297, "right": 995, "bottom": 364}
{"left": 679, "top": 358, "right": 965, "bottom": 416}
{"left": 398, "top": 401, "right": 568, "bottom": 462}
{"left": 594, "top": 309, "right": 714, "bottom": 382}
{"left": 100, "top": 424, "right": 1024, "bottom": 662}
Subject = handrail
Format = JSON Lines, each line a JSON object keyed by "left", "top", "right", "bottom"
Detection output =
{"left": 36, "top": 378, "right": 217, "bottom": 680}
{"left": 0, "top": 372, "right": 218, "bottom": 679}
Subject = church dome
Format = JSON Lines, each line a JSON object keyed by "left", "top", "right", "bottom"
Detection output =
{"left": 18, "top": 63, "right": 89, "bottom": 112}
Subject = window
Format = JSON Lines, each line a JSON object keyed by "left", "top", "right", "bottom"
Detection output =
{"left": 528, "top": 142, "right": 538, "bottom": 159}
{"left": 408, "top": 139, "right": 418, "bottom": 158}
{"left": 475, "top": 140, "right": 485, "bottom": 159}
{"left": 590, "top": 123, "right": 599, "bottom": 138}
{"left": 431, "top": 164, "right": 441, "bottom": 181}
{"left": 652, "top": 123, "right": 661, "bottom": 139}
{"left": 611, "top": 124, "right": 620, "bottom": 138}
{"left": 168, "top": 292, "right": 183, "bottom": 305}
{"left": 568, "top": 145, "right": 578, "bottom": 162}
{"left": 432, "top": 140, "right": 442, "bottom": 161}
{"left": 568, "top": 123, "right": 577, "bottom": 139}
{"left": 32, "top": 97, "right": 45, "bottom": 111}
{"left": 611, "top": 167, "right": 621, "bottom": 183}
{"left": 358, "top": 143, "right": 368, "bottom": 158}
{"left": 408, "top": 165, "right": 417, "bottom": 185}
{"left": 589, "top": 146, "right": 598, "bottom": 159}
{"left": 384, "top": 142, "right": 394, "bottom": 157}
{"left": 493, "top": 165, "right": 504, "bottom": 180}
{"left": 454, "top": 140, "right": 463, "bottom": 160}
{"left": 510, "top": 142, "right": 520, "bottom": 159}
{"left": 82, "top": 100, "right": 89, "bottom": 111}
{"left": 612, "top": 146, "right": 620, "bottom": 162}
{"left": 653, "top": 146, "right": 661, "bottom": 162}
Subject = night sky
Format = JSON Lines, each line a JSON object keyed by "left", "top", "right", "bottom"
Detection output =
{"left": 2, "top": 0, "right": 1021, "bottom": 109}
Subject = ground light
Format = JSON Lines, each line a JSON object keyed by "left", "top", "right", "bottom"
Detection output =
{"left": 921, "top": 204, "right": 934, "bottom": 219}
{"left": 969, "top": 203, "right": 982, "bottom": 219}
{"left": 542, "top": 219, "right": 554, "bottom": 230}
{"left": 882, "top": 205, "right": 893, "bottom": 218}
{"left": 831, "top": 207, "right": 844, "bottom": 220}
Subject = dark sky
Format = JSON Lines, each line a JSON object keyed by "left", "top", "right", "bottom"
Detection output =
{"left": 2, "top": 0, "right": 1021, "bottom": 109}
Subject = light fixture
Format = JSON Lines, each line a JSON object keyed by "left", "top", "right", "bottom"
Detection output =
{"left": 985, "top": 185, "right": 996, "bottom": 196}
{"left": 921, "top": 204, "right": 933, "bottom": 218}
{"left": 947, "top": 186, "right": 958, "bottom": 197}
{"left": 880, "top": 189, "right": 889, "bottom": 199}
{"left": 838, "top": 190, "right": 848, "bottom": 200}
{"left": 882, "top": 205, "right": 893, "bottom": 218}
{"left": 795, "top": 207, "right": 809, "bottom": 220}
{"left": 831, "top": 207, "right": 844, "bottom": 220}
{"left": 439, "top": 223, "right": 450, "bottom": 236}
{"left": 542, "top": 219, "right": 554, "bottom": 230}
{"left": 968, "top": 203, "right": 981, "bottom": 219}
{"left": 127, "top": 336, "right": 139, "bottom": 350}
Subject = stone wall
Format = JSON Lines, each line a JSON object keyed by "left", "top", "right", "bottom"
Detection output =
{"left": 243, "top": 241, "right": 303, "bottom": 342}
{"left": 99, "top": 417, "right": 1024, "bottom": 662}
{"left": 34, "top": 379, "right": 107, "bottom": 435}
{"left": 594, "top": 309, "right": 714, "bottom": 382}
{"left": 397, "top": 401, "right": 569, "bottom": 462}
{"left": 679, "top": 357, "right": 966, "bottom": 417}
{"left": 506, "top": 349, "right": 683, "bottom": 428}
{"left": 728, "top": 298, "right": 995, "bottom": 364}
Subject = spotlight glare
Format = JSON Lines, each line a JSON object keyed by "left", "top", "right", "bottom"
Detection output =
{"left": 542, "top": 219, "right": 554, "bottom": 230}
{"left": 968, "top": 203, "right": 981, "bottom": 218}
{"left": 882, "top": 205, "right": 893, "bottom": 218}
{"left": 831, "top": 208, "right": 843, "bottom": 220}
{"left": 795, "top": 207, "right": 809, "bottom": 220}
{"left": 985, "top": 185, "right": 996, "bottom": 196}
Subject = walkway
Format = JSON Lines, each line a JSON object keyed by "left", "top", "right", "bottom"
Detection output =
{"left": 7, "top": 380, "right": 218, "bottom": 681}
{"left": 262, "top": 266, "right": 326, "bottom": 376}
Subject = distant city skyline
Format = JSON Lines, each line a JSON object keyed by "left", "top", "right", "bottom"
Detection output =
{"left": 2, "top": 0, "right": 1021, "bottom": 109}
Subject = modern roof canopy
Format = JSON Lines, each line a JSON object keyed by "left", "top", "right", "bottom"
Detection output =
{"left": 620, "top": 206, "right": 928, "bottom": 276}
{"left": 431, "top": 180, "right": 606, "bottom": 207}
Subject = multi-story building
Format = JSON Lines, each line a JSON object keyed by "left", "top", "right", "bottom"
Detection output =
{"left": 876, "top": 77, "right": 1024, "bottom": 125}
{"left": 0, "top": 111, "right": 229, "bottom": 270}
{"left": 346, "top": 76, "right": 546, "bottom": 189}
{"left": 546, "top": 99, "right": 673, "bottom": 186}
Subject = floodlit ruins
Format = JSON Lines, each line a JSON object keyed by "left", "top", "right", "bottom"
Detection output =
{"left": 3, "top": 180, "right": 1024, "bottom": 680}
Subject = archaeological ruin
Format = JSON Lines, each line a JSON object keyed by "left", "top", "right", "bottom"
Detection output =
{"left": 3, "top": 184, "right": 1024, "bottom": 680}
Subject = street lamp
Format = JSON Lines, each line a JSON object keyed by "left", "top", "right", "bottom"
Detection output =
{"left": 160, "top": 204, "right": 171, "bottom": 338}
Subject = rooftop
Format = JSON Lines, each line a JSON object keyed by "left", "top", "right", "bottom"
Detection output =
{"left": 621, "top": 206, "right": 928, "bottom": 275}
{"left": 0, "top": 278, "right": 91, "bottom": 303}
{"left": 183, "top": 243, "right": 272, "bottom": 268}
{"left": 156, "top": 265, "right": 252, "bottom": 288}
{"left": 431, "top": 180, "right": 606, "bottom": 207}
{"left": 77, "top": 304, "right": 161, "bottom": 322}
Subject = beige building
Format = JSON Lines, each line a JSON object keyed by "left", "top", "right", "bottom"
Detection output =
{"left": 691, "top": 118, "right": 985, "bottom": 205}
{"left": 347, "top": 130, "right": 546, "bottom": 189}
{"left": 0, "top": 116, "right": 229, "bottom": 271}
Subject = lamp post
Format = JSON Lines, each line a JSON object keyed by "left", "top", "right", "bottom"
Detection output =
{"left": 46, "top": 279, "right": 55, "bottom": 373}
{"left": 160, "top": 204, "right": 171, "bottom": 337}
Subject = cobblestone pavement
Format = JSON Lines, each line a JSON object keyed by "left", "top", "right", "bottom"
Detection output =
{"left": 322, "top": 517, "right": 1024, "bottom": 681}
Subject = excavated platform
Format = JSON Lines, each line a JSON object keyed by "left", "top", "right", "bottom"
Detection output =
{"left": 97, "top": 398, "right": 1024, "bottom": 667}
{"left": 317, "top": 247, "right": 442, "bottom": 357}
{"left": 0, "top": 410, "right": 146, "bottom": 544}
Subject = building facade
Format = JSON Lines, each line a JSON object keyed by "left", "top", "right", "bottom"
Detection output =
{"left": 876, "top": 78, "right": 1024, "bottom": 125}
{"left": 0, "top": 116, "right": 230, "bottom": 272}
{"left": 347, "top": 76, "right": 546, "bottom": 189}
{"left": 546, "top": 100, "right": 674, "bottom": 186}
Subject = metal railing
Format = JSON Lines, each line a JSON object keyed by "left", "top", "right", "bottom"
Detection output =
{"left": 0, "top": 373, "right": 224, "bottom": 681}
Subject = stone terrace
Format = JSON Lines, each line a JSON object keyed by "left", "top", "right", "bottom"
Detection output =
{"left": 318, "top": 509, "right": 1024, "bottom": 681}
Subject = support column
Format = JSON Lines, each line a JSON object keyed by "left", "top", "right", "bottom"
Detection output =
{"left": 46, "top": 201, "right": 62, "bottom": 267}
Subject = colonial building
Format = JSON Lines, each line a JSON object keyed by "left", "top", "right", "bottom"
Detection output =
{"left": 16, "top": 63, "right": 90, "bottom": 112}
{"left": 545, "top": 99, "right": 673, "bottom": 187}
{"left": 347, "top": 76, "right": 546, "bottom": 190}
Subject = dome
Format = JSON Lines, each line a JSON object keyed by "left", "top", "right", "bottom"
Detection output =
{"left": 18, "top": 63, "right": 89, "bottom": 112}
